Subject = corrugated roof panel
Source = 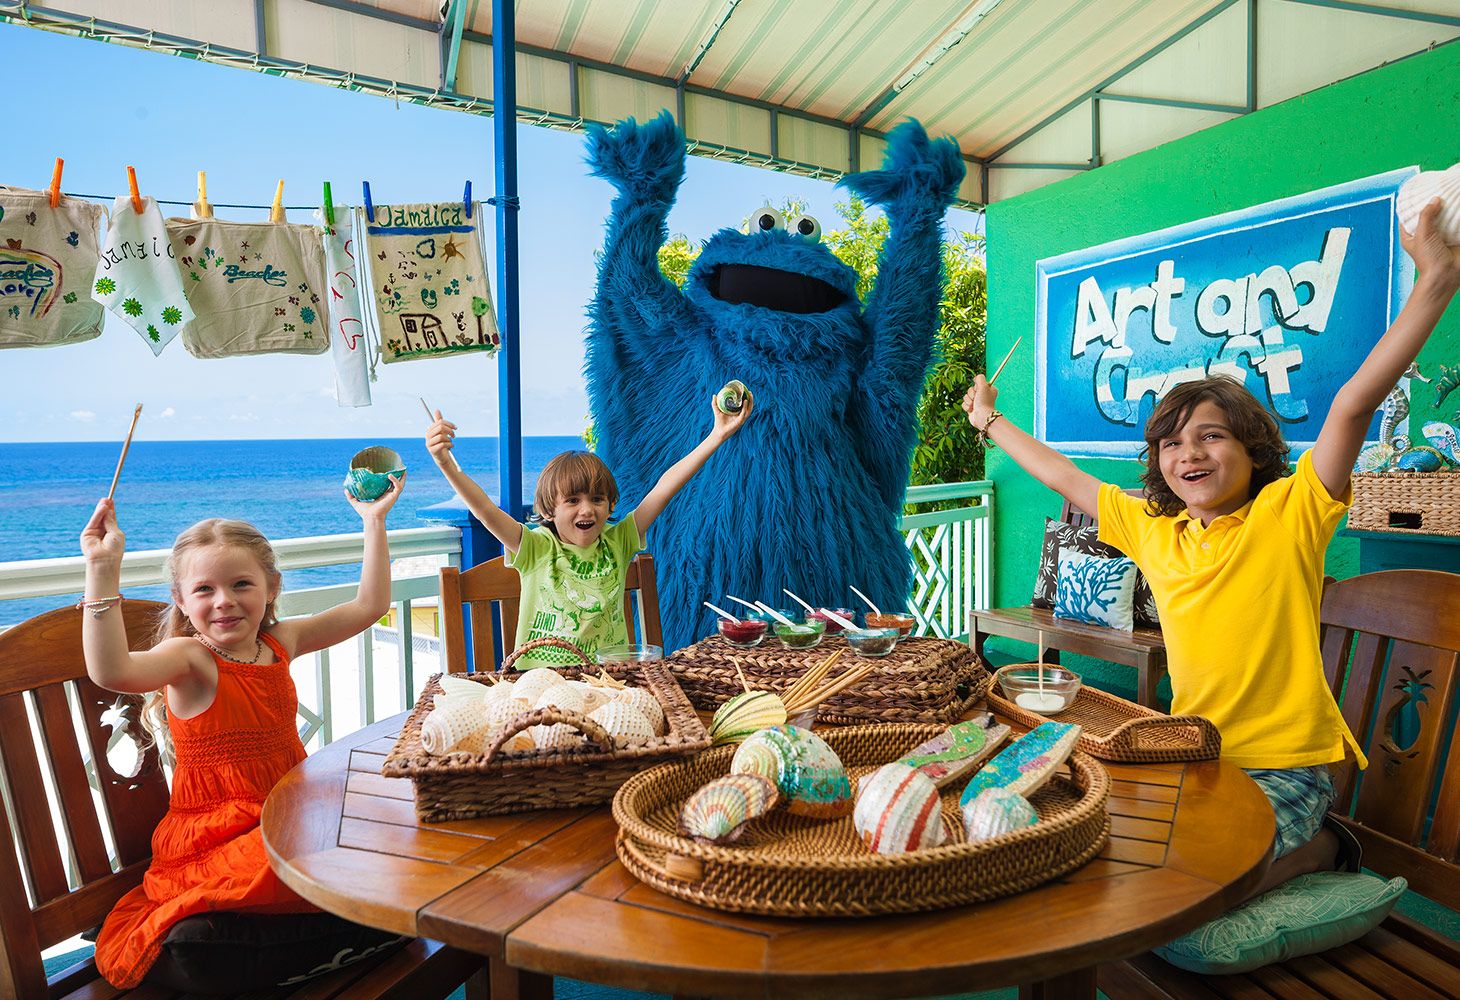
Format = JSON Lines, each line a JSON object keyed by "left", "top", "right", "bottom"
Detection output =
{"left": 271, "top": 0, "right": 439, "bottom": 90}
{"left": 59, "top": 0, "right": 256, "bottom": 50}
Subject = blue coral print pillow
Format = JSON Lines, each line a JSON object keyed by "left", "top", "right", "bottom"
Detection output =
{"left": 1054, "top": 550, "right": 1138, "bottom": 632}
{"left": 1034, "top": 517, "right": 1160, "bottom": 628}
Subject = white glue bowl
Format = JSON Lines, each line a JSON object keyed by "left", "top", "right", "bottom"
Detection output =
{"left": 997, "top": 665, "right": 1081, "bottom": 714}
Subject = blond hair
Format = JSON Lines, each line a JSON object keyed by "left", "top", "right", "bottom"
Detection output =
{"left": 140, "top": 519, "right": 281, "bottom": 768}
{"left": 529, "top": 451, "right": 619, "bottom": 532}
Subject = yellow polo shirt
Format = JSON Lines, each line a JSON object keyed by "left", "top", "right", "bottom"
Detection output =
{"left": 1097, "top": 451, "right": 1365, "bottom": 769}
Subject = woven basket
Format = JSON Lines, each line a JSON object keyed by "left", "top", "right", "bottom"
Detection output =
{"left": 1350, "top": 471, "right": 1460, "bottom": 537}
{"left": 613, "top": 723, "right": 1109, "bottom": 917}
{"left": 382, "top": 638, "right": 710, "bottom": 821}
{"left": 666, "top": 635, "right": 990, "bottom": 725}
{"left": 986, "top": 664, "right": 1221, "bottom": 763}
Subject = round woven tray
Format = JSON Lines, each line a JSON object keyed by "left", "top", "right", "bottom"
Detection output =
{"left": 613, "top": 723, "right": 1109, "bottom": 917}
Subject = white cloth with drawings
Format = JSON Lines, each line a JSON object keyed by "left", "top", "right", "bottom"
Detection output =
{"left": 316, "top": 207, "right": 371, "bottom": 406}
{"left": 93, "top": 195, "right": 194, "bottom": 355}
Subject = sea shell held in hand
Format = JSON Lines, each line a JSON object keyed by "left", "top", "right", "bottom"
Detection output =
{"left": 511, "top": 667, "right": 566, "bottom": 704}
{"left": 587, "top": 700, "right": 655, "bottom": 748}
{"left": 715, "top": 379, "right": 750, "bottom": 415}
{"left": 678, "top": 773, "right": 779, "bottom": 844}
{"left": 731, "top": 725, "right": 852, "bottom": 818}
{"left": 1397, "top": 163, "right": 1460, "bottom": 244}
{"left": 614, "top": 686, "right": 666, "bottom": 734}
{"left": 709, "top": 689, "right": 788, "bottom": 745}
{"left": 535, "top": 682, "right": 587, "bottom": 715}
{"left": 853, "top": 763, "right": 948, "bottom": 855}
{"left": 962, "top": 787, "right": 1039, "bottom": 842}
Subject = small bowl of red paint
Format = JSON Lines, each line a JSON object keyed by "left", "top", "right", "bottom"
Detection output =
{"left": 717, "top": 618, "right": 769, "bottom": 648}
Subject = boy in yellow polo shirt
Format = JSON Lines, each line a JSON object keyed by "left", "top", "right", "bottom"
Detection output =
{"left": 963, "top": 197, "right": 1459, "bottom": 892}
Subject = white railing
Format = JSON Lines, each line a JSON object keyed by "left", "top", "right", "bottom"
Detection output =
{"left": 898, "top": 480, "right": 994, "bottom": 640}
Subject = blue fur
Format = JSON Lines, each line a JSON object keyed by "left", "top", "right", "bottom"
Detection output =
{"left": 585, "top": 113, "right": 964, "bottom": 650}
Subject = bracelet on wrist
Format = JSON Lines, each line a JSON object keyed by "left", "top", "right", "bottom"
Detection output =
{"left": 77, "top": 595, "right": 123, "bottom": 619}
{"left": 978, "top": 409, "right": 1004, "bottom": 449}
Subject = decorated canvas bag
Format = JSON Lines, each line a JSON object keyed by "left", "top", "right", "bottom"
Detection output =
{"left": 93, "top": 195, "right": 195, "bottom": 355}
{"left": 167, "top": 217, "right": 329, "bottom": 358}
{"left": 359, "top": 201, "right": 499, "bottom": 363}
{"left": 316, "top": 207, "right": 371, "bottom": 406}
{"left": 0, "top": 185, "right": 104, "bottom": 349}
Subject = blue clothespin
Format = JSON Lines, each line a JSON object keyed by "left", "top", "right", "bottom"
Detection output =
{"left": 463, "top": 180, "right": 472, "bottom": 220}
{"left": 362, "top": 181, "right": 375, "bottom": 224}
{"left": 322, "top": 181, "right": 335, "bottom": 227}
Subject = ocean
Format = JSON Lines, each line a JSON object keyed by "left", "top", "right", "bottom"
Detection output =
{"left": 0, "top": 436, "right": 584, "bottom": 626}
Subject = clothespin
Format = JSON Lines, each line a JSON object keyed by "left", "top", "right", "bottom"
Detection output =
{"left": 463, "top": 180, "right": 472, "bottom": 220}
{"left": 322, "top": 181, "right": 335, "bottom": 227}
{"left": 48, "top": 158, "right": 64, "bottom": 208}
{"left": 193, "top": 171, "right": 213, "bottom": 219}
{"left": 269, "top": 180, "right": 286, "bottom": 223}
{"left": 362, "top": 181, "right": 375, "bottom": 224}
{"left": 126, "top": 166, "right": 143, "bottom": 214}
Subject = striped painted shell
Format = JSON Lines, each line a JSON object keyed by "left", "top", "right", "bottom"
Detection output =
{"left": 587, "top": 700, "right": 655, "bottom": 748}
{"left": 709, "top": 689, "right": 787, "bottom": 746}
{"left": 614, "top": 686, "right": 666, "bottom": 734}
{"left": 853, "top": 763, "right": 948, "bottom": 855}
{"left": 730, "top": 725, "right": 852, "bottom": 818}
{"left": 678, "top": 773, "right": 778, "bottom": 844}
{"left": 962, "top": 787, "right": 1038, "bottom": 842}
{"left": 511, "top": 668, "right": 565, "bottom": 704}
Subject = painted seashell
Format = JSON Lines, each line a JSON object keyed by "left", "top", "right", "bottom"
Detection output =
{"left": 1354, "top": 443, "right": 1395, "bottom": 474}
{"left": 587, "top": 700, "right": 655, "bottom": 748}
{"left": 715, "top": 379, "right": 750, "bottom": 415}
{"left": 678, "top": 773, "right": 778, "bottom": 844}
{"left": 511, "top": 667, "right": 565, "bottom": 704}
{"left": 959, "top": 722, "right": 1082, "bottom": 808}
{"left": 896, "top": 715, "right": 1011, "bottom": 788}
{"left": 1422, "top": 422, "right": 1460, "bottom": 465}
{"left": 437, "top": 673, "right": 490, "bottom": 699}
{"left": 1396, "top": 446, "right": 1445, "bottom": 472}
{"left": 535, "top": 682, "right": 587, "bottom": 715}
{"left": 730, "top": 725, "right": 852, "bottom": 818}
{"left": 962, "top": 787, "right": 1039, "bottom": 842}
{"left": 853, "top": 763, "right": 948, "bottom": 855}
{"left": 709, "top": 689, "right": 788, "bottom": 746}
{"left": 530, "top": 721, "right": 583, "bottom": 751}
{"left": 344, "top": 445, "right": 405, "bottom": 502}
{"left": 614, "top": 686, "right": 666, "bottom": 735}
{"left": 1397, "top": 163, "right": 1460, "bottom": 245}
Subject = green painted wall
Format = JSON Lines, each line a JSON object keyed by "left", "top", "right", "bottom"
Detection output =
{"left": 982, "top": 43, "right": 1460, "bottom": 700}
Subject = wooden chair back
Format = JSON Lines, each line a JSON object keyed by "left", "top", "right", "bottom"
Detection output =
{"left": 439, "top": 552, "right": 663, "bottom": 673}
{"left": 1058, "top": 497, "right": 1097, "bottom": 529}
{"left": 1321, "top": 570, "right": 1460, "bottom": 910}
{"left": 0, "top": 601, "right": 172, "bottom": 998}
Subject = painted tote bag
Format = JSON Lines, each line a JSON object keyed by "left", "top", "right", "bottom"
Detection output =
{"left": 93, "top": 195, "right": 195, "bottom": 355}
{"left": 167, "top": 217, "right": 329, "bottom": 358}
{"left": 0, "top": 185, "right": 104, "bottom": 349}
{"left": 359, "top": 202, "right": 499, "bottom": 363}
{"left": 316, "top": 207, "right": 371, "bottom": 406}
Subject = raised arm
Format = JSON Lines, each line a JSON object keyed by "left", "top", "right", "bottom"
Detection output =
{"left": 963, "top": 375, "right": 1103, "bottom": 516}
{"left": 426, "top": 411, "right": 524, "bottom": 552}
{"left": 633, "top": 393, "right": 753, "bottom": 539}
{"left": 1313, "top": 199, "right": 1460, "bottom": 497}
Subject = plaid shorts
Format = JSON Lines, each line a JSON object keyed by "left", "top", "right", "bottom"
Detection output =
{"left": 1244, "top": 765, "right": 1337, "bottom": 859}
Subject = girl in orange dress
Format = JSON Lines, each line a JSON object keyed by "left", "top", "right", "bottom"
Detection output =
{"left": 78, "top": 474, "right": 403, "bottom": 989}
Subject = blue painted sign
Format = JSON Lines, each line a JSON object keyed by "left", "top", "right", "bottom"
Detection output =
{"left": 1034, "top": 169, "right": 1417, "bottom": 458}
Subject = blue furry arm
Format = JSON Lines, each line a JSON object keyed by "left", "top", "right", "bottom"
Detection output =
{"left": 842, "top": 121, "right": 965, "bottom": 504}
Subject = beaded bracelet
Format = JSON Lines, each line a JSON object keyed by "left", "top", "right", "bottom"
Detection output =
{"left": 978, "top": 409, "right": 1004, "bottom": 449}
{"left": 77, "top": 595, "right": 122, "bottom": 618}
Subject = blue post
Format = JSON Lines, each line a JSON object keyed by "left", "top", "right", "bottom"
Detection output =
{"left": 419, "top": 498, "right": 503, "bottom": 672}
{"left": 492, "top": 0, "right": 523, "bottom": 520}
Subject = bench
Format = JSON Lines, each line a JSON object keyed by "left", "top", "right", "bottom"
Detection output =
{"left": 1101, "top": 568, "right": 1460, "bottom": 998}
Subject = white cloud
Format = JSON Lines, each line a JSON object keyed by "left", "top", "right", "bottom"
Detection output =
{"left": 159, "top": 406, "right": 176, "bottom": 418}
{"left": 228, "top": 413, "right": 261, "bottom": 422}
{"left": 70, "top": 409, "right": 96, "bottom": 422}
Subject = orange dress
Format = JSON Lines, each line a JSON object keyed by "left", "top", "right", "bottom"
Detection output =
{"left": 95, "top": 633, "right": 318, "bottom": 988}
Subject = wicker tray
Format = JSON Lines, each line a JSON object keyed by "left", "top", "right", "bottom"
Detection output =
{"left": 614, "top": 722, "right": 1108, "bottom": 917}
{"left": 1350, "top": 471, "right": 1460, "bottom": 537}
{"left": 666, "top": 635, "right": 990, "bottom": 725}
{"left": 382, "top": 638, "right": 711, "bottom": 821}
{"left": 986, "top": 664, "right": 1221, "bottom": 763}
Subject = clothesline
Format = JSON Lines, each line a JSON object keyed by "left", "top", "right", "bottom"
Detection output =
{"left": 59, "top": 191, "right": 343, "bottom": 212}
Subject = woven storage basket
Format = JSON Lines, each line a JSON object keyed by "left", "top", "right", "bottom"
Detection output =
{"left": 382, "top": 638, "right": 710, "bottom": 821}
{"left": 1350, "top": 471, "right": 1460, "bottom": 537}
{"left": 613, "top": 723, "right": 1109, "bottom": 917}
{"left": 987, "top": 664, "right": 1220, "bottom": 763}
{"left": 667, "top": 635, "right": 990, "bottom": 725}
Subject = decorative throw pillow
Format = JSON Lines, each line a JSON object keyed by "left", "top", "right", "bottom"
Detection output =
{"left": 1054, "top": 550, "right": 1138, "bottom": 632}
{"left": 1033, "top": 517, "right": 1160, "bottom": 628}
{"left": 1154, "top": 872, "right": 1407, "bottom": 974}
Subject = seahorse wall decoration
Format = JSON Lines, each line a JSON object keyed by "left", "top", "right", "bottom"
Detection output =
{"left": 584, "top": 112, "right": 964, "bottom": 650}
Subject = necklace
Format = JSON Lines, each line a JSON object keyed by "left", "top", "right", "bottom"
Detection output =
{"left": 194, "top": 633, "right": 265, "bottom": 664}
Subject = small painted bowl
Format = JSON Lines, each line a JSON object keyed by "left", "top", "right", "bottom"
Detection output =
{"left": 843, "top": 627, "right": 899, "bottom": 657}
{"left": 997, "top": 665, "right": 1081, "bottom": 714}
{"left": 808, "top": 608, "right": 856, "bottom": 634}
{"left": 596, "top": 644, "right": 663, "bottom": 665}
{"left": 775, "top": 619, "right": 826, "bottom": 650}
{"left": 344, "top": 446, "right": 405, "bottom": 502}
{"left": 864, "top": 612, "right": 916, "bottom": 637}
{"left": 718, "top": 618, "right": 768, "bottom": 648}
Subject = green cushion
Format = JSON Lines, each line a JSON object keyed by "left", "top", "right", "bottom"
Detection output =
{"left": 1153, "top": 872, "right": 1407, "bottom": 975}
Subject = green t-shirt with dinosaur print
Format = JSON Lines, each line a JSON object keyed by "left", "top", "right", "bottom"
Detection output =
{"left": 505, "top": 513, "right": 644, "bottom": 669}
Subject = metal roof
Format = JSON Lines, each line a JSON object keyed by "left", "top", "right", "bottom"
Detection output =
{"left": 3, "top": 0, "right": 1458, "bottom": 209}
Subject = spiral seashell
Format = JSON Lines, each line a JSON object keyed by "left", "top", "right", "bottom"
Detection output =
{"left": 1397, "top": 163, "right": 1460, "bottom": 245}
{"left": 530, "top": 722, "right": 583, "bottom": 752}
{"left": 535, "top": 682, "right": 587, "bottom": 715}
{"left": 709, "top": 689, "right": 787, "bottom": 746}
{"left": 614, "top": 686, "right": 665, "bottom": 735}
{"left": 962, "top": 787, "right": 1038, "bottom": 843}
{"left": 853, "top": 763, "right": 948, "bottom": 855}
{"left": 421, "top": 695, "right": 491, "bottom": 755}
{"left": 678, "top": 773, "right": 778, "bottom": 844}
{"left": 570, "top": 680, "right": 614, "bottom": 714}
{"left": 715, "top": 379, "right": 749, "bottom": 415}
{"left": 730, "top": 725, "right": 851, "bottom": 818}
{"left": 511, "top": 667, "right": 565, "bottom": 704}
{"left": 587, "top": 701, "right": 655, "bottom": 748}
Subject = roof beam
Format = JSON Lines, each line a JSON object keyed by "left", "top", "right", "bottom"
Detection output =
{"left": 302, "top": 0, "right": 438, "bottom": 33}
{"left": 852, "top": 0, "right": 1005, "bottom": 128}
{"left": 679, "top": 0, "right": 742, "bottom": 85}
{"left": 441, "top": 0, "right": 468, "bottom": 90}
{"left": 1280, "top": 0, "right": 1460, "bottom": 27}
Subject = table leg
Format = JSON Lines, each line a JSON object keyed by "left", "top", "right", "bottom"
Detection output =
{"left": 488, "top": 956, "right": 552, "bottom": 1000}
{"left": 1018, "top": 966, "right": 1096, "bottom": 999}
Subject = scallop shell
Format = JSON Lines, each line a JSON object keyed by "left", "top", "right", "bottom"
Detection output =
{"left": 853, "top": 763, "right": 948, "bottom": 855}
{"left": 535, "top": 682, "right": 587, "bottom": 715}
{"left": 510, "top": 667, "right": 565, "bottom": 704}
{"left": 962, "top": 787, "right": 1039, "bottom": 842}
{"left": 730, "top": 725, "right": 852, "bottom": 818}
{"left": 1396, "top": 446, "right": 1445, "bottom": 472}
{"left": 1397, "top": 163, "right": 1460, "bottom": 245}
{"left": 530, "top": 722, "right": 583, "bottom": 752}
{"left": 709, "top": 689, "right": 788, "bottom": 746}
{"left": 1354, "top": 443, "right": 1395, "bottom": 474}
{"left": 678, "top": 773, "right": 778, "bottom": 844}
{"left": 587, "top": 701, "right": 655, "bottom": 748}
{"left": 614, "top": 686, "right": 665, "bottom": 735}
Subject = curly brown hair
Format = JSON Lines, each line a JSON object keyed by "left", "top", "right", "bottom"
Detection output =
{"left": 1139, "top": 376, "right": 1291, "bottom": 517}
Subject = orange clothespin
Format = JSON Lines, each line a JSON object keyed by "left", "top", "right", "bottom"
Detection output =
{"left": 193, "top": 171, "right": 213, "bottom": 219}
{"left": 48, "top": 158, "right": 64, "bottom": 208}
{"left": 270, "top": 180, "right": 286, "bottom": 223}
{"left": 126, "top": 166, "right": 143, "bottom": 214}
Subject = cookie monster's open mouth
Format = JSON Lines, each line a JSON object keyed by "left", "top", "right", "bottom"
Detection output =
{"left": 708, "top": 264, "right": 847, "bottom": 314}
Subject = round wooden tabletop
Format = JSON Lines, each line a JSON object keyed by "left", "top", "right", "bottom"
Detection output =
{"left": 262, "top": 713, "right": 1273, "bottom": 1000}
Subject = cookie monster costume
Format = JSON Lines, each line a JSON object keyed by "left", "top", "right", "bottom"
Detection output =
{"left": 585, "top": 111, "right": 964, "bottom": 652}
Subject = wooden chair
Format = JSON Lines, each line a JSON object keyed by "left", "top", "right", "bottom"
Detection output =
{"left": 969, "top": 496, "right": 1169, "bottom": 707}
{"left": 0, "top": 601, "right": 484, "bottom": 999}
{"left": 439, "top": 551, "right": 663, "bottom": 672}
{"left": 1101, "top": 569, "right": 1460, "bottom": 998}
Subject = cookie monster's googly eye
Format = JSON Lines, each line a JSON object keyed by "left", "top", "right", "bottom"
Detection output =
{"left": 748, "top": 206, "right": 785, "bottom": 234}
{"left": 789, "top": 214, "right": 822, "bottom": 241}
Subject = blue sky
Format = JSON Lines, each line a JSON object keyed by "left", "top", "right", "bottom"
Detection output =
{"left": 0, "top": 22, "right": 982, "bottom": 442}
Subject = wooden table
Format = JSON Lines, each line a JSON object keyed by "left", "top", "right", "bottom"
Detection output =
{"left": 262, "top": 714, "right": 1273, "bottom": 1000}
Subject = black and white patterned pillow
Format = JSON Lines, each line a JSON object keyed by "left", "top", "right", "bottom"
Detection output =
{"left": 1032, "top": 517, "right": 1160, "bottom": 629}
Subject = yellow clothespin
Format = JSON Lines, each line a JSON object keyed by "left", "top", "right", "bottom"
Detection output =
{"left": 194, "top": 171, "right": 213, "bottom": 219}
{"left": 270, "top": 180, "right": 286, "bottom": 223}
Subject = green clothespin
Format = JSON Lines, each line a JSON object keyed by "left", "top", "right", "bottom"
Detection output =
{"left": 322, "top": 181, "right": 335, "bottom": 227}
